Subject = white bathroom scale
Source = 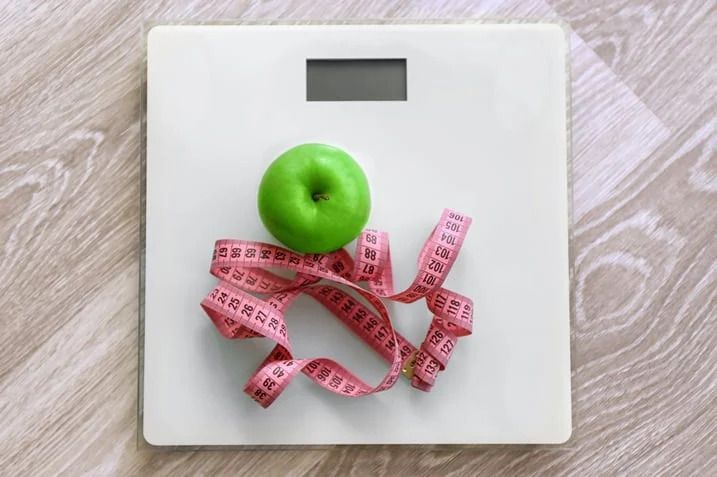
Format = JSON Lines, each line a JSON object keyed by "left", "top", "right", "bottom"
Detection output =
{"left": 143, "top": 23, "right": 571, "bottom": 446}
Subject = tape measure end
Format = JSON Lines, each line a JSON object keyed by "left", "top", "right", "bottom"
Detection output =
{"left": 401, "top": 350, "right": 418, "bottom": 380}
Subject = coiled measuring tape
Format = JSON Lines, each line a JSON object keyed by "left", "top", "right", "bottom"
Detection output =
{"left": 201, "top": 209, "right": 473, "bottom": 407}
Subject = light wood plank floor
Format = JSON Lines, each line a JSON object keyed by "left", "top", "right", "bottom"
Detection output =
{"left": 1, "top": 1, "right": 715, "bottom": 475}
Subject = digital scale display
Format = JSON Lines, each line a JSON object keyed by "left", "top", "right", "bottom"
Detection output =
{"left": 306, "top": 59, "right": 407, "bottom": 101}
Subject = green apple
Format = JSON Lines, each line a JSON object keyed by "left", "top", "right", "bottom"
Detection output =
{"left": 257, "top": 143, "right": 371, "bottom": 253}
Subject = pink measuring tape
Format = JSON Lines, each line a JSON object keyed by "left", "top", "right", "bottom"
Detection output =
{"left": 201, "top": 209, "right": 473, "bottom": 407}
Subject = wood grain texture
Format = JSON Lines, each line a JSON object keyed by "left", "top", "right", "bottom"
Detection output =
{"left": 1, "top": 0, "right": 715, "bottom": 475}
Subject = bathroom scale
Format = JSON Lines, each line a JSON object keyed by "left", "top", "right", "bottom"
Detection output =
{"left": 142, "top": 23, "right": 572, "bottom": 446}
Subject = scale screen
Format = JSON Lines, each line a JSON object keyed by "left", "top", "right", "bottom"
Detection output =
{"left": 306, "top": 58, "right": 407, "bottom": 101}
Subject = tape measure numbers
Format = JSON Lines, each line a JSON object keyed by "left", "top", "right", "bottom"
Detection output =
{"left": 201, "top": 209, "right": 473, "bottom": 407}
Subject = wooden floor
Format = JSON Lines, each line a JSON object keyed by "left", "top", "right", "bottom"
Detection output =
{"left": 1, "top": 1, "right": 715, "bottom": 475}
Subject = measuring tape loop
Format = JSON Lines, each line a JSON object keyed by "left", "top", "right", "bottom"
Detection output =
{"left": 205, "top": 239, "right": 403, "bottom": 407}
{"left": 201, "top": 208, "right": 473, "bottom": 407}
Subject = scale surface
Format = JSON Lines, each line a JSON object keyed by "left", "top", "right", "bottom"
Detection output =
{"left": 144, "top": 23, "right": 571, "bottom": 445}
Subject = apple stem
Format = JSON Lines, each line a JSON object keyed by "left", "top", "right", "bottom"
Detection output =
{"left": 312, "top": 193, "right": 330, "bottom": 201}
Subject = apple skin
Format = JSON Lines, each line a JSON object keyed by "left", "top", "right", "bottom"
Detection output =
{"left": 257, "top": 143, "right": 371, "bottom": 253}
